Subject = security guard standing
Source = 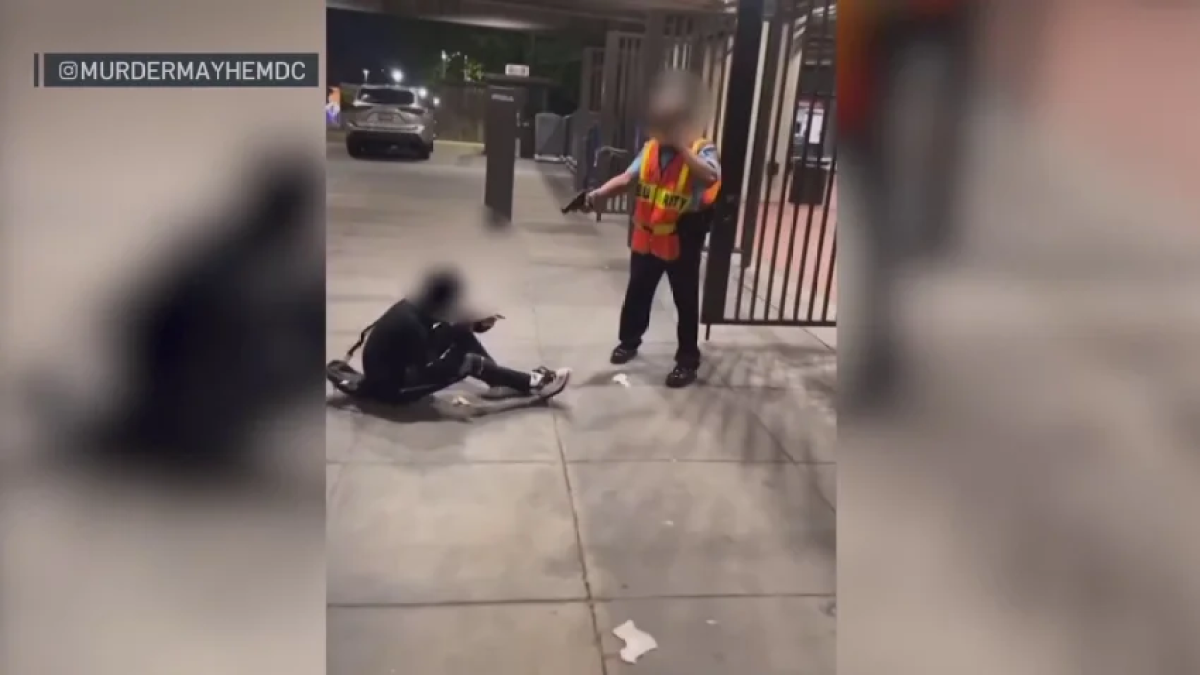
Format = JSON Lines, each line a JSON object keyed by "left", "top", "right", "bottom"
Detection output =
{"left": 585, "top": 74, "right": 721, "bottom": 388}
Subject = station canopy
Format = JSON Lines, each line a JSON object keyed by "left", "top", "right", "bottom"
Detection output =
{"left": 327, "top": 0, "right": 735, "bottom": 32}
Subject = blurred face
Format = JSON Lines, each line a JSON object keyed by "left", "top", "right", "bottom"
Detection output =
{"left": 415, "top": 270, "right": 462, "bottom": 317}
{"left": 648, "top": 73, "right": 707, "bottom": 138}
{"left": 650, "top": 85, "right": 686, "bottom": 117}
{"left": 648, "top": 89, "right": 687, "bottom": 137}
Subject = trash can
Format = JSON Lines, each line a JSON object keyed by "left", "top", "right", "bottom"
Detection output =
{"left": 789, "top": 155, "right": 831, "bottom": 206}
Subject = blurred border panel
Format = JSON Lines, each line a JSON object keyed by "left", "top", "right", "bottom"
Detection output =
{"left": 841, "top": 2, "right": 1200, "bottom": 675}
{"left": 0, "top": 1, "right": 325, "bottom": 675}
{"left": 1017, "top": 2, "right": 1200, "bottom": 206}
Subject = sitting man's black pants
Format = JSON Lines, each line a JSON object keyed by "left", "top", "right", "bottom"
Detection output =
{"left": 618, "top": 210, "right": 711, "bottom": 367}
{"left": 362, "top": 324, "right": 532, "bottom": 405}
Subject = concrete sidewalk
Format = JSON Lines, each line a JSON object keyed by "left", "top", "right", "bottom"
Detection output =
{"left": 325, "top": 143, "right": 836, "bottom": 675}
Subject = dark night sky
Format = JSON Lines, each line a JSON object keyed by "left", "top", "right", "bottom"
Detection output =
{"left": 326, "top": 8, "right": 523, "bottom": 87}
{"left": 326, "top": 8, "right": 585, "bottom": 112}
{"left": 327, "top": 9, "right": 422, "bottom": 86}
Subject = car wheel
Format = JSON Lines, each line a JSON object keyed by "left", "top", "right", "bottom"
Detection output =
{"left": 346, "top": 141, "right": 365, "bottom": 158}
{"left": 418, "top": 143, "right": 433, "bottom": 160}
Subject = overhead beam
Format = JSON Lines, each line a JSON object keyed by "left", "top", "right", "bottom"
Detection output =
{"left": 331, "top": 0, "right": 648, "bottom": 33}
{"left": 327, "top": 0, "right": 384, "bottom": 11}
{"left": 472, "top": 0, "right": 645, "bottom": 24}
{"left": 330, "top": 0, "right": 733, "bottom": 26}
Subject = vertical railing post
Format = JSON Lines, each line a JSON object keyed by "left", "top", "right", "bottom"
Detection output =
{"left": 701, "top": 0, "right": 765, "bottom": 325}
{"left": 630, "top": 12, "right": 667, "bottom": 239}
{"left": 579, "top": 48, "right": 596, "bottom": 116}
{"left": 599, "top": 31, "right": 621, "bottom": 150}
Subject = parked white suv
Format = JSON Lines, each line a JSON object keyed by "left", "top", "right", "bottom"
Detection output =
{"left": 344, "top": 85, "right": 436, "bottom": 160}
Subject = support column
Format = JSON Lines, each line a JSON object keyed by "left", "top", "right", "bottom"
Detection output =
{"left": 640, "top": 11, "right": 667, "bottom": 140}
{"left": 599, "top": 31, "right": 621, "bottom": 148}
{"left": 764, "top": 4, "right": 804, "bottom": 209}
{"left": 739, "top": 5, "right": 787, "bottom": 256}
{"left": 701, "top": 0, "right": 766, "bottom": 324}
{"left": 579, "top": 48, "right": 598, "bottom": 114}
{"left": 688, "top": 14, "right": 709, "bottom": 75}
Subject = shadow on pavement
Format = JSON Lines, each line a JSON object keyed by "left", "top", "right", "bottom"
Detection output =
{"left": 326, "top": 391, "right": 568, "bottom": 424}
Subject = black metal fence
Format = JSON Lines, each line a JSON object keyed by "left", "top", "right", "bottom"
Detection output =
{"left": 558, "top": 1, "right": 839, "bottom": 332}
{"left": 702, "top": 0, "right": 838, "bottom": 329}
{"left": 562, "top": 14, "right": 738, "bottom": 218}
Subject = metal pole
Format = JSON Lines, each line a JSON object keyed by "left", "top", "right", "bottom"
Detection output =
{"left": 640, "top": 12, "right": 667, "bottom": 135}
{"left": 700, "top": 0, "right": 765, "bottom": 325}
{"left": 600, "top": 31, "right": 621, "bottom": 149}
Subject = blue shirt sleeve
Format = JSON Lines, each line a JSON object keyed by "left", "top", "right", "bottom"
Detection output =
{"left": 698, "top": 144, "right": 721, "bottom": 181}
{"left": 624, "top": 144, "right": 647, "bottom": 178}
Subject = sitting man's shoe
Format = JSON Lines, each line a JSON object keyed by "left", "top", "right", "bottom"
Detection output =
{"left": 326, "top": 360, "right": 364, "bottom": 395}
{"left": 610, "top": 345, "right": 639, "bottom": 365}
{"left": 665, "top": 363, "right": 699, "bottom": 388}
{"left": 531, "top": 366, "right": 572, "bottom": 401}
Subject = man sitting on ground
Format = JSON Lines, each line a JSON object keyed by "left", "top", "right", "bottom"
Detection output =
{"left": 327, "top": 270, "right": 570, "bottom": 405}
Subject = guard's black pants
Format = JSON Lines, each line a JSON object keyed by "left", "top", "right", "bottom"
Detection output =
{"left": 618, "top": 211, "right": 710, "bottom": 367}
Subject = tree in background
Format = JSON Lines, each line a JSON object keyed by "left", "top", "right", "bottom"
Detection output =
{"left": 380, "top": 17, "right": 589, "bottom": 113}
{"left": 425, "top": 51, "right": 485, "bottom": 84}
{"left": 327, "top": 8, "right": 592, "bottom": 103}
{"left": 524, "top": 34, "right": 583, "bottom": 113}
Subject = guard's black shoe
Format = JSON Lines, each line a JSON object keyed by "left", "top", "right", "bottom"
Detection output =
{"left": 665, "top": 363, "right": 699, "bottom": 388}
{"left": 610, "top": 345, "right": 639, "bottom": 365}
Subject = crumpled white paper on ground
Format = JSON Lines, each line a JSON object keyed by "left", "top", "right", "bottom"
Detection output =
{"left": 612, "top": 620, "right": 658, "bottom": 664}
{"left": 612, "top": 373, "right": 631, "bottom": 387}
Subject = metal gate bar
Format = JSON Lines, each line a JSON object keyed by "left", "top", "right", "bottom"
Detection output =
{"left": 566, "top": 47, "right": 605, "bottom": 188}
{"left": 702, "top": 0, "right": 838, "bottom": 329}
{"left": 594, "top": 30, "right": 643, "bottom": 216}
{"left": 787, "top": 0, "right": 836, "bottom": 325}
{"left": 579, "top": 47, "right": 603, "bottom": 115}
{"left": 761, "top": 0, "right": 834, "bottom": 322}
{"left": 709, "top": 25, "right": 730, "bottom": 143}
{"left": 700, "top": 0, "right": 766, "bottom": 327}
{"left": 736, "top": 0, "right": 790, "bottom": 314}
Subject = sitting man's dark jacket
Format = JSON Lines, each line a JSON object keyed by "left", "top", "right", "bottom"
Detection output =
{"left": 358, "top": 298, "right": 459, "bottom": 403}
{"left": 335, "top": 269, "right": 548, "bottom": 404}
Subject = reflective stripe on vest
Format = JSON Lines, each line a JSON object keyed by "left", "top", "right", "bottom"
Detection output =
{"left": 631, "top": 139, "right": 690, "bottom": 260}
{"left": 632, "top": 138, "right": 720, "bottom": 260}
{"left": 636, "top": 181, "right": 692, "bottom": 212}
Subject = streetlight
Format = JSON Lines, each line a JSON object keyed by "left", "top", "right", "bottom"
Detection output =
{"left": 417, "top": 87, "right": 428, "bottom": 99}
{"left": 361, "top": 68, "right": 369, "bottom": 83}
{"left": 432, "top": 96, "right": 440, "bottom": 108}
{"left": 390, "top": 68, "right": 403, "bottom": 84}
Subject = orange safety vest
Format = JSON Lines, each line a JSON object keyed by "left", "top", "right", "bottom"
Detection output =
{"left": 632, "top": 138, "right": 720, "bottom": 261}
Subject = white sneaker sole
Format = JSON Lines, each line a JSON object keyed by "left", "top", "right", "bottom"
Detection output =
{"left": 536, "top": 368, "right": 571, "bottom": 400}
